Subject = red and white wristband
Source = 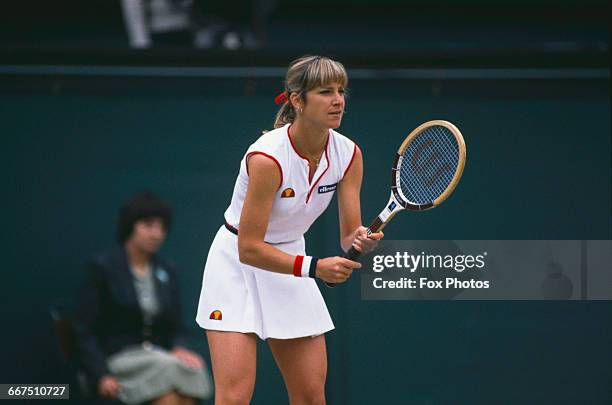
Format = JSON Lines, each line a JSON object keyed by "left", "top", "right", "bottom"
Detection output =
{"left": 293, "top": 255, "right": 319, "bottom": 278}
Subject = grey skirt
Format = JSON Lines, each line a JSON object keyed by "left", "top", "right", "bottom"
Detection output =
{"left": 108, "top": 344, "right": 213, "bottom": 404}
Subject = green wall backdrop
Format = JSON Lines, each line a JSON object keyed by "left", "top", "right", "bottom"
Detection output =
{"left": 1, "top": 73, "right": 610, "bottom": 404}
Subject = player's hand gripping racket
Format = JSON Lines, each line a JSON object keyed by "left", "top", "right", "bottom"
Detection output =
{"left": 326, "top": 120, "right": 466, "bottom": 287}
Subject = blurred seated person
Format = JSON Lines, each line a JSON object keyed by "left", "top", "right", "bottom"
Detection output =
{"left": 74, "top": 191, "right": 212, "bottom": 405}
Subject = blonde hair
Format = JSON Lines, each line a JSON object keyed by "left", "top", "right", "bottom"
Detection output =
{"left": 273, "top": 55, "right": 348, "bottom": 128}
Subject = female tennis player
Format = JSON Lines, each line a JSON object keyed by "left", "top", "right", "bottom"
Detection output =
{"left": 196, "top": 55, "right": 383, "bottom": 405}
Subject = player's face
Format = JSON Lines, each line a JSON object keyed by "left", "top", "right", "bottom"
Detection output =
{"left": 130, "top": 217, "right": 167, "bottom": 254}
{"left": 302, "top": 83, "right": 345, "bottom": 129}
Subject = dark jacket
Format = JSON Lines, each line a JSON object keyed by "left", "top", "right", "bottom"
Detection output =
{"left": 73, "top": 247, "right": 191, "bottom": 385}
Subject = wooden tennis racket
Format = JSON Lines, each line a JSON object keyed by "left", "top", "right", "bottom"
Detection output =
{"left": 327, "top": 120, "right": 466, "bottom": 287}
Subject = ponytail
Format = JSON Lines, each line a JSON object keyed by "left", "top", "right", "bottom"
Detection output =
{"left": 273, "top": 96, "right": 297, "bottom": 128}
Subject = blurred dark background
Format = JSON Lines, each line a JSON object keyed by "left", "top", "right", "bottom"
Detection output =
{"left": 0, "top": 0, "right": 610, "bottom": 404}
{"left": 0, "top": 0, "right": 609, "bottom": 65}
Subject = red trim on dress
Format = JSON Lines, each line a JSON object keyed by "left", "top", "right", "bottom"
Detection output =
{"left": 245, "top": 151, "right": 283, "bottom": 190}
{"left": 287, "top": 124, "right": 333, "bottom": 202}
{"left": 306, "top": 133, "right": 331, "bottom": 203}
{"left": 288, "top": 124, "right": 331, "bottom": 184}
{"left": 341, "top": 143, "right": 358, "bottom": 180}
{"left": 287, "top": 124, "right": 309, "bottom": 161}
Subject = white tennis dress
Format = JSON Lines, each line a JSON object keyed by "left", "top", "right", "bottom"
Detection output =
{"left": 196, "top": 123, "right": 357, "bottom": 340}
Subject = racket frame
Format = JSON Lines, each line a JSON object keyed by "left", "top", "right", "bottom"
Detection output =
{"left": 369, "top": 120, "right": 466, "bottom": 234}
{"left": 327, "top": 120, "right": 466, "bottom": 287}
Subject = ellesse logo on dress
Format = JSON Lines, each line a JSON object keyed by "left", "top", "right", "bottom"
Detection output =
{"left": 281, "top": 188, "right": 295, "bottom": 198}
{"left": 318, "top": 183, "right": 337, "bottom": 194}
{"left": 209, "top": 310, "right": 222, "bottom": 320}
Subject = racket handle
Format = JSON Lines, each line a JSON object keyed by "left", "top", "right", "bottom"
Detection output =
{"left": 344, "top": 245, "right": 362, "bottom": 261}
{"left": 324, "top": 246, "right": 363, "bottom": 288}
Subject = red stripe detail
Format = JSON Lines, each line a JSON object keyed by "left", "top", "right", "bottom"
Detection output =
{"left": 306, "top": 133, "right": 331, "bottom": 203}
{"left": 342, "top": 143, "right": 358, "bottom": 180}
{"left": 287, "top": 124, "right": 309, "bottom": 161}
{"left": 245, "top": 151, "right": 283, "bottom": 190}
{"left": 293, "top": 255, "right": 304, "bottom": 277}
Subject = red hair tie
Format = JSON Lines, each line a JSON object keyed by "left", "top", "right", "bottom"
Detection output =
{"left": 274, "top": 91, "right": 288, "bottom": 104}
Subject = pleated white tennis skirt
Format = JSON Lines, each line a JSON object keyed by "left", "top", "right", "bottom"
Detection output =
{"left": 196, "top": 226, "right": 334, "bottom": 340}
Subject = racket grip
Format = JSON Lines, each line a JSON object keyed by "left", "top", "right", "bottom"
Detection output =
{"left": 344, "top": 245, "right": 362, "bottom": 261}
{"left": 324, "top": 246, "right": 363, "bottom": 288}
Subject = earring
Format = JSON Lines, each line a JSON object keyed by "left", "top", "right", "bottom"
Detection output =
{"left": 299, "top": 107, "right": 303, "bottom": 114}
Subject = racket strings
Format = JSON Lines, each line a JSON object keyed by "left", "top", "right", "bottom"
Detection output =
{"left": 399, "top": 125, "right": 459, "bottom": 204}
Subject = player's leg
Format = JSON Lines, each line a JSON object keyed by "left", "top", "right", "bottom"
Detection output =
{"left": 206, "top": 331, "right": 257, "bottom": 405}
{"left": 176, "top": 392, "right": 196, "bottom": 405}
{"left": 268, "top": 335, "right": 327, "bottom": 405}
{"left": 150, "top": 390, "right": 185, "bottom": 405}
